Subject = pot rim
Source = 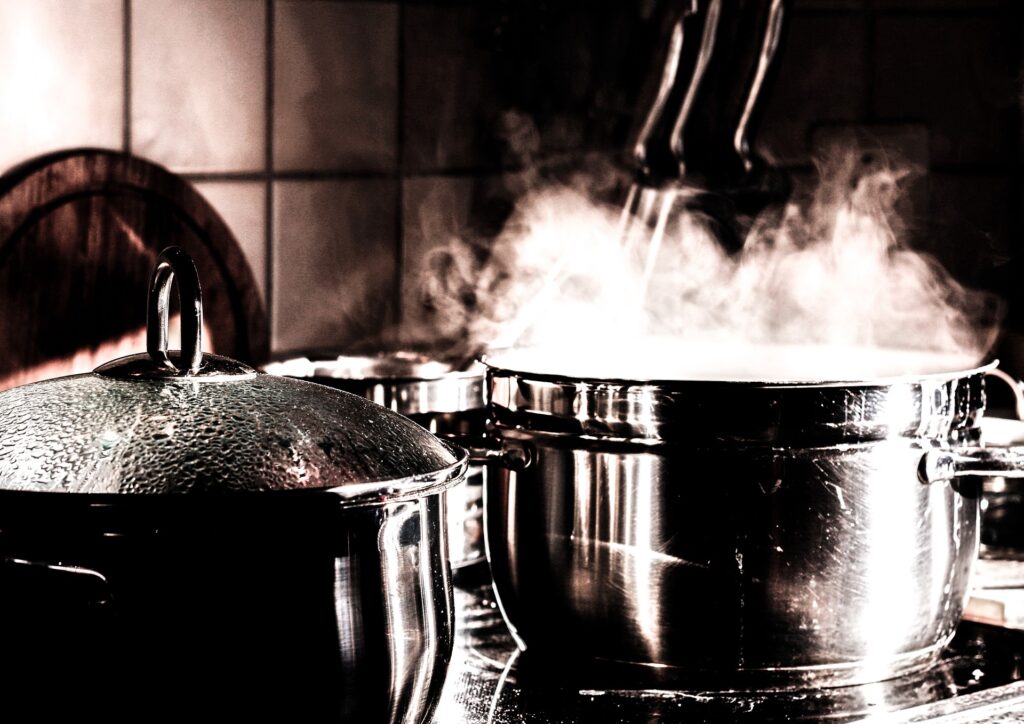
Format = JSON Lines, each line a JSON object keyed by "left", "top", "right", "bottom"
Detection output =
{"left": 264, "top": 352, "right": 485, "bottom": 385}
{"left": 483, "top": 361, "right": 993, "bottom": 446}
{"left": 319, "top": 440, "right": 469, "bottom": 505}
{"left": 0, "top": 441, "right": 469, "bottom": 508}
{"left": 482, "top": 355, "right": 997, "bottom": 389}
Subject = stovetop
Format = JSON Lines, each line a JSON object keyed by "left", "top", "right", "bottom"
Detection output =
{"left": 437, "top": 568, "right": 1024, "bottom": 724}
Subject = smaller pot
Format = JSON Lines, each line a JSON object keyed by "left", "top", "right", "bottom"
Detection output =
{"left": 264, "top": 353, "right": 488, "bottom": 572}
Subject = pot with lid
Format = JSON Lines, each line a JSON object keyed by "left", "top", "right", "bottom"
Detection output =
{"left": 0, "top": 247, "right": 466, "bottom": 721}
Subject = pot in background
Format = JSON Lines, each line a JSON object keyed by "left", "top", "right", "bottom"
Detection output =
{"left": 974, "top": 416, "right": 1024, "bottom": 556}
{"left": 0, "top": 247, "right": 465, "bottom": 721}
{"left": 263, "top": 353, "right": 488, "bottom": 575}
{"left": 478, "top": 351, "right": 1024, "bottom": 690}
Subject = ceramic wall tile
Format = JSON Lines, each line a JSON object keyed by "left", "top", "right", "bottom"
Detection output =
{"left": 874, "top": 13, "right": 1019, "bottom": 166}
{"left": 272, "top": 179, "right": 398, "bottom": 353}
{"left": 193, "top": 180, "right": 268, "bottom": 302}
{"left": 757, "top": 13, "right": 869, "bottom": 166}
{"left": 275, "top": 0, "right": 398, "bottom": 172}
{"left": 132, "top": 0, "right": 265, "bottom": 172}
{"left": 0, "top": 0, "right": 123, "bottom": 172}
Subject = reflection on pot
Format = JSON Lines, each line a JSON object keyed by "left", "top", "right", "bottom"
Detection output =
{"left": 0, "top": 494, "right": 455, "bottom": 721}
{"left": 430, "top": 583, "right": 1024, "bottom": 723}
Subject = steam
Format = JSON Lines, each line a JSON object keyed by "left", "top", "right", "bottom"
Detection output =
{"left": 413, "top": 146, "right": 1002, "bottom": 381}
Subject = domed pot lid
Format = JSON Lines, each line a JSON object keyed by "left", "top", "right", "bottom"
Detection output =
{"left": 0, "top": 247, "right": 465, "bottom": 500}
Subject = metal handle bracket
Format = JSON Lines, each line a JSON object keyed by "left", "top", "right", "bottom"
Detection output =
{"left": 442, "top": 434, "right": 532, "bottom": 473}
{"left": 920, "top": 448, "right": 1024, "bottom": 485}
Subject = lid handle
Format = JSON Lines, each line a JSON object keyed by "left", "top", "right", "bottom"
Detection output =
{"left": 147, "top": 246, "right": 203, "bottom": 375}
{"left": 94, "top": 246, "right": 255, "bottom": 380}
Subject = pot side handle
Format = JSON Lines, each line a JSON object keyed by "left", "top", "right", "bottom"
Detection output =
{"left": 440, "top": 433, "right": 532, "bottom": 472}
{"left": 0, "top": 557, "right": 113, "bottom": 608}
{"left": 921, "top": 368, "right": 1024, "bottom": 484}
{"left": 920, "top": 448, "right": 1024, "bottom": 484}
{"left": 986, "top": 367, "right": 1024, "bottom": 421}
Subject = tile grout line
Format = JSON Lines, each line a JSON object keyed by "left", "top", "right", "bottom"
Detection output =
{"left": 174, "top": 163, "right": 1022, "bottom": 184}
{"left": 394, "top": 1, "right": 406, "bottom": 333}
{"left": 123, "top": 0, "right": 132, "bottom": 151}
{"left": 264, "top": 0, "right": 275, "bottom": 357}
{"left": 863, "top": 0, "right": 875, "bottom": 122}
{"left": 1014, "top": 1, "right": 1024, "bottom": 312}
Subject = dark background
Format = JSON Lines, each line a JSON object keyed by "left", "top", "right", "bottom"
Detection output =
{"left": 398, "top": 0, "right": 1023, "bottom": 369}
{"left": 0, "top": 0, "right": 1020, "bottom": 367}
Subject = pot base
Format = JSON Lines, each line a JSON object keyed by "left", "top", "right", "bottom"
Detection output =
{"left": 513, "top": 640, "right": 947, "bottom": 693}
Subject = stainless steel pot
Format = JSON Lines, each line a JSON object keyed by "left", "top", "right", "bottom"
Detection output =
{"left": 477, "top": 352, "right": 1024, "bottom": 690}
{"left": 0, "top": 248, "right": 466, "bottom": 721}
{"left": 972, "top": 373, "right": 1024, "bottom": 556}
{"left": 263, "top": 354, "right": 487, "bottom": 573}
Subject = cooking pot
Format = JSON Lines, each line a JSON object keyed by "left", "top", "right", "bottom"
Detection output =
{"left": 475, "top": 349, "right": 1024, "bottom": 690}
{"left": 262, "top": 353, "right": 487, "bottom": 574}
{"left": 0, "top": 247, "right": 466, "bottom": 721}
{"left": 970, "top": 371, "right": 1024, "bottom": 556}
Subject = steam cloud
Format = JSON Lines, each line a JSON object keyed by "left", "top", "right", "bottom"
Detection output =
{"left": 413, "top": 145, "right": 1002, "bottom": 381}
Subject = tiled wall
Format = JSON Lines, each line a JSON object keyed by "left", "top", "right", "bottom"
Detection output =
{"left": 0, "top": 0, "right": 1020, "bottom": 357}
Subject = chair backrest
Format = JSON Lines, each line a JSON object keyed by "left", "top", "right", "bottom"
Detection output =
{"left": 0, "top": 149, "right": 267, "bottom": 390}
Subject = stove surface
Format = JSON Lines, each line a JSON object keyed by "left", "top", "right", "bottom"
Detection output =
{"left": 436, "top": 573, "right": 1024, "bottom": 723}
